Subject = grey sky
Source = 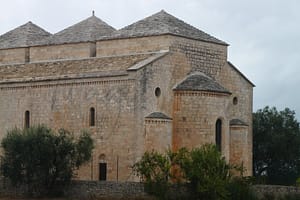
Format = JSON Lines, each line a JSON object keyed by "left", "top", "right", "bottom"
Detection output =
{"left": 1, "top": 0, "right": 300, "bottom": 118}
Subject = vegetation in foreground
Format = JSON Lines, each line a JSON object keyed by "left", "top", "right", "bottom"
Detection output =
{"left": 0, "top": 125, "right": 94, "bottom": 196}
{"left": 133, "top": 144, "right": 256, "bottom": 200}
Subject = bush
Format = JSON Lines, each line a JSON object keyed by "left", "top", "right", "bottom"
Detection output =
{"left": 178, "top": 144, "right": 232, "bottom": 200}
{"left": 0, "top": 125, "right": 94, "bottom": 196}
{"left": 133, "top": 151, "right": 171, "bottom": 199}
{"left": 133, "top": 144, "right": 255, "bottom": 200}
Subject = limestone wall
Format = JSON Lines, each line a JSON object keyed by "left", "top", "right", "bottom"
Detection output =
{"left": 133, "top": 52, "right": 191, "bottom": 160}
{"left": 218, "top": 62, "right": 254, "bottom": 175}
{"left": 230, "top": 126, "right": 248, "bottom": 168}
{"left": 172, "top": 91, "right": 231, "bottom": 159}
{"left": 0, "top": 47, "right": 29, "bottom": 65}
{"left": 96, "top": 35, "right": 171, "bottom": 56}
{"left": 0, "top": 43, "right": 96, "bottom": 65}
{"left": 30, "top": 42, "right": 95, "bottom": 62}
{"left": 0, "top": 75, "right": 139, "bottom": 181}
{"left": 169, "top": 36, "right": 228, "bottom": 78}
{"left": 0, "top": 34, "right": 253, "bottom": 180}
{"left": 144, "top": 118, "right": 172, "bottom": 153}
{"left": 96, "top": 35, "right": 228, "bottom": 79}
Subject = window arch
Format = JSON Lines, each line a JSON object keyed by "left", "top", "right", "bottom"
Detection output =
{"left": 89, "top": 107, "right": 95, "bottom": 127}
{"left": 215, "top": 119, "right": 222, "bottom": 151}
{"left": 25, "top": 110, "right": 30, "bottom": 129}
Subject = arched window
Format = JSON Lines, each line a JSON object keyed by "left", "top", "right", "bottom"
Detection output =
{"left": 215, "top": 119, "right": 222, "bottom": 151}
{"left": 25, "top": 110, "right": 30, "bottom": 129}
{"left": 90, "top": 107, "right": 95, "bottom": 127}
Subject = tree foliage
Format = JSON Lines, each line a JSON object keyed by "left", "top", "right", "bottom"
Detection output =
{"left": 0, "top": 125, "right": 94, "bottom": 195}
{"left": 133, "top": 144, "right": 246, "bottom": 200}
{"left": 133, "top": 150, "right": 173, "bottom": 199}
{"left": 253, "top": 106, "right": 300, "bottom": 185}
{"left": 178, "top": 145, "right": 232, "bottom": 199}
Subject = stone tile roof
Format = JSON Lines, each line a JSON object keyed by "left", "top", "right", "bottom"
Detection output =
{"left": 145, "top": 112, "right": 172, "bottom": 120}
{"left": 230, "top": 119, "right": 248, "bottom": 126}
{"left": 0, "top": 22, "right": 51, "bottom": 49}
{"left": 173, "top": 72, "right": 231, "bottom": 94}
{"left": 46, "top": 15, "right": 116, "bottom": 45}
{"left": 127, "top": 50, "right": 168, "bottom": 71}
{"left": 102, "top": 10, "right": 227, "bottom": 45}
{"left": 0, "top": 53, "right": 155, "bottom": 83}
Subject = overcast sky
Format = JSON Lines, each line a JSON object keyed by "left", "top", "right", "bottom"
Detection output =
{"left": 1, "top": 0, "right": 300, "bottom": 118}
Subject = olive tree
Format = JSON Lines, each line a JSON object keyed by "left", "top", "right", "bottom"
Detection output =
{"left": 0, "top": 125, "right": 94, "bottom": 195}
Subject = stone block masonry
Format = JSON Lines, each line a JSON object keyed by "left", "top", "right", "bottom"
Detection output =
{"left": 0, "top": 10, "right": 254, "bottom": 180}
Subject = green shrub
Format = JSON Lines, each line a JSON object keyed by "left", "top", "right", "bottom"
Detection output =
{"left": 0, "top": 125, "right": 94, "bottom": 196}
{"left": 133, "top": 144, "right": 257, "bottom": 200}
{"left": 133, "top": 151, "right": 172, "bottom": 199}
{"left": 178, "top": 144, "right": 232, "bottom": 200}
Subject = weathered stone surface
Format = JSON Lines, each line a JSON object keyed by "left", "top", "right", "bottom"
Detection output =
{"left": 102, "top": 10, "right": 227, "bottom": 45}
{"left": 0, "top": 22, "right": 51, "bottom": 49}
{"left": 174, "top": 72, "right": 231, "bottom": 94}
{"left": 45, "top": 15, "right": 115, "bottom": 45}
{"left": 0, "top": 11, "right": 254, "bottom": 180}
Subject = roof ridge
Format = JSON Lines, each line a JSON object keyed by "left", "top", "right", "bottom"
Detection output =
{"left": 0, "top": 21, "right": 51, "bottom": 49}
{"left": 54, "top": 15, "right": 114, "bottom": 35}
{"left": 46, "top": 15, "right": 115, "bottom": 45}
{"left": 102, "top": 10, "right": 227, "bottom": 45}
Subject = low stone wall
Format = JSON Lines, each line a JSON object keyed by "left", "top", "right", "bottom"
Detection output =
{"left": 0, "top": 179, "right": 153, "bottom": 200}
{"left": 65, "top": 181, "right": 152, "bottom": 199}
{"left": 2, "top": 179, "right": 300, "bottom": 200}
{"left": 253, "top": 185, "right": 300, "bottom": 199}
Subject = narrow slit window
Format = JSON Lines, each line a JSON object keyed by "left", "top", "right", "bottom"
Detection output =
{"left": 90, "top": 107, "right": 95, "bottom": 127}
{"left": 25, "top": 110, "right": 30, "bottom": 129}
{"left": 215, "top": 119, "right": 222, "bottom": 151}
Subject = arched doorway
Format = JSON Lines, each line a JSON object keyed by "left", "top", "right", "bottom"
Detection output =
{"left": 215, "top": 119, "right": 222, "bottom": 151}
{"left": 99, "top": 154, "right": 107, "bottom": 181}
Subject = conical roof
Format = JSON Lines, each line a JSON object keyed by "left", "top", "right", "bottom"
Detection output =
{"left": 0, "top": 22, "right": 51, "bottom": 49}
{"left": 104, "top": 10, "right": 226, "bottom": 45}
{"left": 174, "top": 72, "right": 231, "bottom": 94}
{"left": 145, "top": 112, "right": 172, "bottom": 120}
{"left": 47, "top": 14, "right": 116, "bottom": 45}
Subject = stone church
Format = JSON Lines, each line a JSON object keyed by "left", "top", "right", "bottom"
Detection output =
{"left": 0, "top": 10, "right": 254, "bottom": 181}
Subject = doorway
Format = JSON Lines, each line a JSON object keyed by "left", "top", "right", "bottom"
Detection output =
{"left": 99, "top": 163, "right": 107, "bottom": 181}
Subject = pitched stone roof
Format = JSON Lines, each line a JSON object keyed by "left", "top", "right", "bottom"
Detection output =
{"left": 230, "top": 119, "right": 248, "bottom": 126}
{"left": 145, "top": 112, "right": 172, "bottom": 120}
{"left": 0, "top": 53, "right": 157, "bottom": 83}
{"left": 0, "top": 22, "right": 51, "bottom": 49}
{"left": 174, "top": 72, "right": 231, "bottom": 94}
{"left": 46, "top": 15, "right": 115, "bottom": 45}
{"left": 102, "top": 10, "right": 227, "bottom": 45}
{"left": 127, "top": 50, "right": 169, "bottom": 71}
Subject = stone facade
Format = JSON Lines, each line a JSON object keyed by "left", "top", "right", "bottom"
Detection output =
{"left": 0, "top": 10, "right": 254, "bottom": 181}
